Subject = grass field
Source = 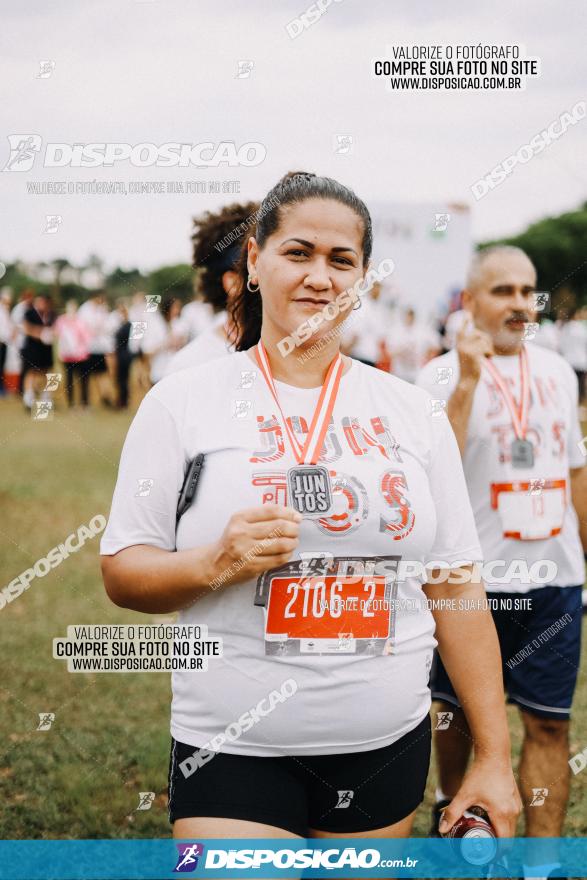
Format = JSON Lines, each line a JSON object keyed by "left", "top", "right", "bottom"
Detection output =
{"left": 1, "top": 384, "right": 585, "bottom": 840}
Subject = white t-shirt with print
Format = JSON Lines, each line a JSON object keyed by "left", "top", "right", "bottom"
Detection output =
{"left": 416, "top": 344, "right": 584, "bottom": 592}
{"left": 101, "top": 352, "right": 482, "bottom": 756}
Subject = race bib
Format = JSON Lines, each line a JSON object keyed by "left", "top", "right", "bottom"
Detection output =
{"left": 254, "top": 555, "right": 400, "bottom": 656}
{"left": 490, "top": 479, "right": 567, "bottom": 541}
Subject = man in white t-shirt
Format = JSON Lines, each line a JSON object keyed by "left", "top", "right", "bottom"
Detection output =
{"left": 417, "top": 245, "right": 587, "bottom": 846}
{"left": 389, "top": 308, "right": 441, "bottom": 383}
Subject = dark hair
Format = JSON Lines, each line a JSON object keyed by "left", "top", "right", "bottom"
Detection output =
{"left": 191, "top": 201, "right": 260, "bottom": 313}
{"left": 161, "top": 296, "right": 180, "bottom": 323}
{"left": 229, "top": 171, "right": 373, "bottom": 351}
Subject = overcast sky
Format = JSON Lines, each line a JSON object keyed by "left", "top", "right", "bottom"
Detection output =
{"left": 1, "top": 0, "right": 585, "bottom": 272}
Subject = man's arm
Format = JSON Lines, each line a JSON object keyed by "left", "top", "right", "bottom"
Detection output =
{"left": 447, "top": 377, "right": 479, "bottom": 456}
{"left": 446, "top": 317, "right": 494, "bottom": 456}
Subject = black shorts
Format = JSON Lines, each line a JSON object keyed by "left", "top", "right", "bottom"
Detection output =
{"left": 432, "top": 587, "right": 583, "bottom": 719}
{"left": 167, "top": 714, "right": 431, "bottom": 837}
{"left": 21, "top": 345, "right": 53, "bottom": 372}
{"left": 86, "top": 353, "right": 107, "bottom": 374}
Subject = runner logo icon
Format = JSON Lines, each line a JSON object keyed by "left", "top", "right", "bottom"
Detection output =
{"left": 174, "top": 843, "right": 205, "bottom": 873}
{"left": 335, "top": 790, "right": 354, "bottom": 809}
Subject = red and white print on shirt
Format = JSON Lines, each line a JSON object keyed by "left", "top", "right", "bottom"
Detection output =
{"left": 483, "top": 372, "right": 568, "bottom": 466}
{"left": 481, "top": 368, "right": 570, "bottom": 539}
{"left": 250, "top": 414, "right": 415, "bottom": 541}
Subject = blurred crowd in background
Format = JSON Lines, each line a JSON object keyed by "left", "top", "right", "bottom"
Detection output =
{"left": 1, "top": 283, "right": 585, "bottom": 416}
{"left": 0, "top": 196, "right": 586, "bottom": 416}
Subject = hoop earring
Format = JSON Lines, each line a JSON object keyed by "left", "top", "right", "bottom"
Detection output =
{"left": 247, "top": 277, "right": 259, "bottom": 293}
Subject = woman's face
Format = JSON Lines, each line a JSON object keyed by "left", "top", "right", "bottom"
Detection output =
{"left": 247, "top": 198, "right": 366, "bottom": 350}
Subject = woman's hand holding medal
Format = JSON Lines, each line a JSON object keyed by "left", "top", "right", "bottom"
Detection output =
{"left": 207, "top": 504, "right": 302, "bottom": 587}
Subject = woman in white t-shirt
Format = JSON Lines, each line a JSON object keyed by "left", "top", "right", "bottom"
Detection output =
{"left": 101, "top": 171, "right": 520, "bottom": 841}
{"left": 166, "top": 201, "right": 261, "bottom": 375}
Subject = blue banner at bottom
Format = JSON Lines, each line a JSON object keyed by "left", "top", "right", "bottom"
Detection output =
{"left": 0, "top": 838, "right": 585, "bottom": 879}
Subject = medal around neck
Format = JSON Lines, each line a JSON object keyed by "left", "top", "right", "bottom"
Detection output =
{"left": 483, "top": 347, "right": 534, "bottom": 469}
{"left": 255, "top": 340, "right": 343, "bottom": 518}
{"left": 511, "top": 438, "right": 534, "bottom": 468}
{"left": 287, "top": 465, "right": 334, "bottom": 517}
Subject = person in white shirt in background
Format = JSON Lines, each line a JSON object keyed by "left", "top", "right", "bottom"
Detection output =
{"left": 558, "top": 306, "right": 587, "bottom": 407}
{"left": 142, "top": 296, "right": 187, "bottom": 383}
{"left": 105, "top": 301, "right": 123, "bottom": 391}
{"left": 78, "top": 292, "right": 115, "bottom": 407}
{"left": 128, "top": 292, "right": 152, "bottom": 393}
{"left": 533, "top": 314, "right": 560, "bottom": 353}
{"left": 443, "top": 307, "right": 468, "bottom": 351}
{"left": 416, "top": 245, "right": 587, "bottom": 871}
{"left": 166, "top": 201, "right": 260, "bottom": 375}
{"left": 0, "top": 289, "right": 15, "bottom": 396}
{"left": 342, "top": 281, "right": 390, "bottom": 368}
{"left": 180, "top": 295, "right": 214, "bottom": 343}
{"left": 10, "top": 288, "right": 34, "bottom": 395}
{"left": 388, "top": 308, "right": 442, "bottom": 383}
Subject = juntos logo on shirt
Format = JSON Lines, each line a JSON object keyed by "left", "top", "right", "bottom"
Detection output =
{"left": 251, "top": 415, "right": 403, "bottom": 464}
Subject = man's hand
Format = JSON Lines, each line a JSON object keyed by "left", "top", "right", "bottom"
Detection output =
{"left": 438, "top": 756, "right": 522, "bottom": 837}
{"left": 456, "top": 315, "right": 494, "bottom": 384}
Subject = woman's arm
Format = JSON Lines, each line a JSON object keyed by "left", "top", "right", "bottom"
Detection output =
{"left": 101, "top": 504, "right": 301, "bottom": 614}
{"left": 424, "top": 566, "right": 522, "bottom": 836}
{"left": 101, "top": 544, "right": 217, "bottom": 614}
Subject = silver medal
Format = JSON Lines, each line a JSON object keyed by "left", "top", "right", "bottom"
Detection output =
{"left": 287, "top": 465, "right": 333, "bottom": 517}
{"left": 511, "top": 438, "right": 534, "bottom": 468}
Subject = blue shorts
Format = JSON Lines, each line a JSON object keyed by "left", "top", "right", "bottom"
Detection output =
{"left": 431, "top": 586, "right": 583, "bottom": 719}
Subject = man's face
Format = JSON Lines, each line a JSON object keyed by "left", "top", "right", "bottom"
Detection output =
{"left": 464, "top": 252, "right": 537, "bottom": 351}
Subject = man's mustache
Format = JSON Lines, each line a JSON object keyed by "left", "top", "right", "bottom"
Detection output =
{"left": 505, "top": 312, "right": 530, "bottom": 324}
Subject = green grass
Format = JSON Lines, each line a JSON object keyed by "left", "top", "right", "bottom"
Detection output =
{"left": 0, "top": 390, "right": 585, "bottom": 839}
